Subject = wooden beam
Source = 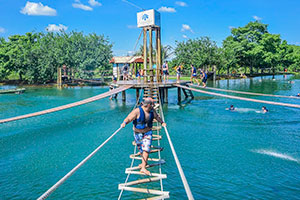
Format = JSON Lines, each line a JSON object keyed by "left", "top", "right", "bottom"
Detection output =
{"left": 118, "top": 186, "right": 169, "bottom": 196}
{"left": 119, "top": 177, "right": 162, "bottom": 187}
{"left": 143, "top": 27, "right": 148, "bottom": 82}
{"left": 122, "top": 91, "right": 126, "bottom": 102}
{"left": 149, "top": 28, "right": 153, "bottom": 83}
{"left": 157, "top": 27, "right": 162, "bottom": 82}
{"left": 124, "top": 170, "right": 167, "bottom": 178}
{"left": 177, "top": 87, "right": 181, "bottom": 103}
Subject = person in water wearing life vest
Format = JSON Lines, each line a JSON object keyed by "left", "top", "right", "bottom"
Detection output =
{"left": 190, "top": 64, "right": 200, "bottom": 85}
{"left": 121, "top": 98, "right": 167, "bottom": 175}
{"left": 262, "top": 106, "right": 268, "bottom": 113}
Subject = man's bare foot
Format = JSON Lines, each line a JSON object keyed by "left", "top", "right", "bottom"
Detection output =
{"left": 140, "top": 168, "right": 151, "bottom": 175}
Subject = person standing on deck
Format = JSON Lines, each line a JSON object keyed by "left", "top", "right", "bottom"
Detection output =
{"left": 190, "top": 65, "right": 200, "bottom": 85}
{"left": 176, "top": 64, "right": 183, "bottom": 83}
{"left": 121, "top": 98, "right": 167, "bottom": 175}
{"left": 200, "top": 70, "right": 207, "bottom": 88}
{"left": 162, "top": 61, "right": 169, "bottom": 82}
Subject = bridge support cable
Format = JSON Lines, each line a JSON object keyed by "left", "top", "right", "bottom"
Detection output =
{"left": 0, "top": 85, "right": 132, "bottom": 124}
{"left": 176, "top": 84, "right": 300, "bottom": 109}
{"left": 188, "top": 84, "right": 300, "bottom": 99}
{"left": 157, "top": 89, "right": 195, "bottom": 200}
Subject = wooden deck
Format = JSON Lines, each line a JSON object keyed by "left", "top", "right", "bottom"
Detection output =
{"left": 114, "top": 80, "right": 191, "bottom": 89}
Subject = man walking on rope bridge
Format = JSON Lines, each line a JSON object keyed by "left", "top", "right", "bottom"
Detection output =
{"left": 121, "top": 98, "right": 166, "bottom": 175}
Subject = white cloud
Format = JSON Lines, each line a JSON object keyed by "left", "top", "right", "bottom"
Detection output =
{"left": 181, "top": 24, "right": 194, "bottom": 33}
{"left": 88, "top": 0, "right": 102, "bottom": 6}
{"left": 182, "top": 35, "right": 188, "bottom": 39}
{"left": 175, "top": 1, "right": 187, "bottom": 7}
{"left": 127, "top": 25, "right": 137, "bottom": 29}
{"left": 72, "top": 1, "right": 93, "bottom": 11}
{"left": 46, "top": 24, "right": 68, "bottom": 32}
{"left": 20, "top": 1, "right": 57, "bottom": 16}
{"left": 158, "top": 6, "right": 176, "bottom": 13}
{"left": 0, "top": 27, "right": 5, "bottom": 33}
{"left": 253, "top": 15, "right": 262, "bottom": 21}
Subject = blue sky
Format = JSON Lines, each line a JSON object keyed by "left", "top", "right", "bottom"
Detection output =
{"left": 1, "top": 0, "right": 300, "bottom": 56}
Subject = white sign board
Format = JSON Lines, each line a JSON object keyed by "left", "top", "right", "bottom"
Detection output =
{"left": 137, "top": 9, "right": 160, "bottom": 28}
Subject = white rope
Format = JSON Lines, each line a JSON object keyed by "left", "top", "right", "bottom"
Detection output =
{"left": 158, "top": 89, "right": 194, "bottom": 200}
{"left": 118, "top": 83, "right": 144, "bottom": 200}
{"left": 37, "top": 127, "right": 123, "bottom": 200}
{"left": 176, "top": 84, "right": 300, "bottom": 109}
{"left": 156, "top": 89, "right": 164, "bottom": 193}
{"left": 189, "top": 84, "right": 300, "bottom": 99}
{"left": 117, "top": 145, "right": 137, "bottom": 200}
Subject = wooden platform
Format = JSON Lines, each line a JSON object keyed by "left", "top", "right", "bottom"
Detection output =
{"left": 114, "top": 80, "right": 191, "bottom": 89}
{"left": 0, "top": 88, "right": 25, "bottom": 94}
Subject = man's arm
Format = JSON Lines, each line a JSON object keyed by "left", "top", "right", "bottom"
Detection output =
{"left": 121, "top": 108, "right": 139, "bottom": 128}
{"left": 153, "top": 110, "right": 167, "bottom": 127}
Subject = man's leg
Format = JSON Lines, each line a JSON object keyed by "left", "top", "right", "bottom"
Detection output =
{"left": 140, "top": 131, "right": 152, "bottom": 175}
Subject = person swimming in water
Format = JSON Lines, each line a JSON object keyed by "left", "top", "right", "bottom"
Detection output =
{"left": 262, "top": 106, "right": 268, "bottom": 113}
{"left": 297, "top": 93, "right": 300, "bottom": 97}
{"left": 229, "top": 105, "right": 235, "bottom": 111}
{"left": 226, "top": 105, "right": 235, "bottom": 111}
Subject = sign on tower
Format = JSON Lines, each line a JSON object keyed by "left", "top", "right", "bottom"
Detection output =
{"left": 137, "top": 9, "right": 161, "bottom": 28}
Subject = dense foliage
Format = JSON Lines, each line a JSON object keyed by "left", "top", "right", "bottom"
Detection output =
{"left": 0, "top": 31, "right": 113, "bottom": 83}
{"left": 171, "top": 21, "right": 300, "bottom": 75}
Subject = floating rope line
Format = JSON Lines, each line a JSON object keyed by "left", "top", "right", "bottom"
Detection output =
{"left": 189, "top": 84, "right": 300, "bottom": 99}
{"left": 158, "top": 88, "right": 195, "bottom": 200}
{"left": 0, "top": 85, "right": 132, "bottom": 124}
{"left": 176, "top": 84, "right": 300, "bottom": 109}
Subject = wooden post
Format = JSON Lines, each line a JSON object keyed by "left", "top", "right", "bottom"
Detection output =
{"left": 164, "top": 88, "right": 168, "bottom": 103}
{"left": 149, "top": 28, "right": 153, "bottom": 83}
{"left": 182, "top": 88, "right": 188, "bottom": 98}
{"left": 117, "top": 63, "right": 120, "bottom": 81}
{"left": 57, "top": 67, "right": 62, "bottom": 88}
{"left": 122, "top": 91, "right": 126, "bottom": 102}
{"left": 136, "top": 89, "right": 140, "bottom": 103}
{"left": 177, "top": 87, "right": 181, "bottom": 104}
{"left": 213, "top": 65, "right": 216, "bottom": 82}
{"left": 143, "top": 27, "right": 148, "bottom": 82}
{"left": 157, "top": 27, "right": 162, "bottom": 82}
{"left": 160, "top": 88, "right": 164, "bottom": 104}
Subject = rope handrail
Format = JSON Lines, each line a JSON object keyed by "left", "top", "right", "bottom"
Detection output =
{"left": 158, "top": 89, "right": 194, "bottom": 200}
{"left": 176, "top": 84, "right": 300, "bottom": 109}
{"left": 37, "top": 127, "right": 123, "bottom": 200}
{"left": 0, "top": 85, "right": 132, "bottom": 124}
{"left": 189, "top": 84, "right": 300, "bottom": 99}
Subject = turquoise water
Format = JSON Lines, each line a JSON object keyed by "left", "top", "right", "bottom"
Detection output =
{"left": 1, "top": 75, "right": 300, "bottom": 199}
